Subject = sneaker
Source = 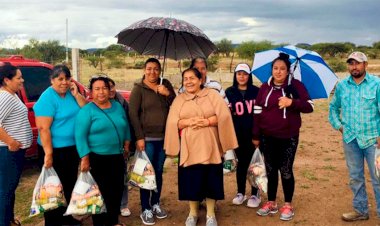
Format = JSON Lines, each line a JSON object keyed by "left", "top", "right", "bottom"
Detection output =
{"left": 232, "top": 193, "right": 247, "bottom": 205}
{"left": 257, "top": 201, "right": 278, "bottom": 216}
{"left": 280, "top": 204, "right": 295, "bottom": 221}
{"left": 185, "top": 215, "right": 198, "bottom": 226}
{"left": 246, "top": 195, "right": 261, "bottom": 208}
{"left": 342, "top": 211, "right": 369, "bottom": 221}
{"left": 140, "top": 209, "right": 155, "bottom": 225}
{"left": 121, "top": 207, "right": 131, "bottom": 217}
{"left": 206, "top": 215, "right": 218, "bottom": 226}
{"left": 152, "top": 204, "right": 168, "bottom": 219}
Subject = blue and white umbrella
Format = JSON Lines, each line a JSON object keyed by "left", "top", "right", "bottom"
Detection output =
{"left": 252, "top": 45, "right": 339, "bottom": 99}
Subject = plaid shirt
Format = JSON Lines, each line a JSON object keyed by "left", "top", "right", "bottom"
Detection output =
{"left": 329, "top": 73, "right": 380, "bottom": 149}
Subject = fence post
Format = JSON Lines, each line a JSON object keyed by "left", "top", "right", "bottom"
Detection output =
{"left": 71, "top": 48, "right": 80, "bottom": 81}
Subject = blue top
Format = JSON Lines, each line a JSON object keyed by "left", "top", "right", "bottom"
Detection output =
{"left": 75, "top": 100, "right": 131, "bottom": 158}
{"left": 33, "top": 87, "right": 81, "bottom": 148}
{"left": 329, "top": 73, "right": 380, "bottom": 148}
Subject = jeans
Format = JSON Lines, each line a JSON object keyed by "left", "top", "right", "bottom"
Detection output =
{"left": 343, "top": 139, "right": 380, "bottom": 216}
{"left": 0, "top": 147, "right": 25, "bottom": 226}
{"left": 140, "top": 140, "right": 166, "bottom": 211}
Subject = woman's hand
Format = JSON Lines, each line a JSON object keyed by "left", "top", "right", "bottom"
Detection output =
{"left": 157, "top": 85, "right": 170, "bottom": 96}
{"left": 8, "top": 139, "right": 22, "bottom": 152}
{"left": 44, "top": 153, "right": 53, "bottom": 168}
{"left": 278, "top": 96, "right": 292, "bottom": 109}
{"left": 136, "top": 139, "right": 145, "bottom": 151}
{"left": 191, "top": 118, "right": 209, "bottom": 129}
{"left": 80, "top": 155, "right": 90, "bottom": 172}
{"left": 252, "top": 139, "right": 260, "bottom": 148}
{"left": 70, "top": 82, "right": 79, "bottom": 97}
{"left": 123, "top": 141, "right": 130, "bottom": 159}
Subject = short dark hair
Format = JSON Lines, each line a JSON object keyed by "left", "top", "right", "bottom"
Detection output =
{"left": 190, "top": 57, "right": 207, "bottom": 69}
{"left": 51, "top": 64, "right": 71, "bottom": 79}
{"left": 271, "top": 53, "right": 291, "bottom": 72}
{"left": 181, "top": 68, "right": 204, "bottom": 90}
{"left": 89, "top": 76, "right": 110, "bottom": 90}
{"left": 0, "top": 63, "right": 19, "bottom": 87}
{"left": 144, "top": 58, "right": 161, "bottom": 70}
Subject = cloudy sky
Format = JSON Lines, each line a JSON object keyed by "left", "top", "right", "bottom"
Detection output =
{"left": 1, "top": 0, "right": 379, "bottom": 49}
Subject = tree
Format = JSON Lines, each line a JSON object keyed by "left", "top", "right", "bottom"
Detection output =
{"left": 215, "top": 38, "right": 233, "bottom": 57}
{"left": 20, "top": 39, "right": 65, "bottom": 63}
{"left": 236, "top": 40, "right": 274, "bottom": 59}
{"left": 373, "top": 41, "right": 380, "bottom": 49}
{"left": 311, "top": 42, "right": 352, "bottom": 58}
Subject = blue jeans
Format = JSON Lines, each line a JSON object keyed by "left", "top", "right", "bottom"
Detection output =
{"left": 0, "top": 147, "right": 25, "bottom": 226}
{"left": 343, "top": 139, "right": 380, "bottom": 216}
{"left": 140, "top": 140, "right": 166, "bottom": 211}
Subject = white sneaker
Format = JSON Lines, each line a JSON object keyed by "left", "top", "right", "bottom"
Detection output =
{"left": 232, "top": 193, "right": 247, "bottom": 205}
{"left": 246, "top": 195, "right": 261, "bottom": 208}
{"left": 121, "top": 207, "right": 131, "bottom": 217}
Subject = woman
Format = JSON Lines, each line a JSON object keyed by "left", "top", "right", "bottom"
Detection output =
{"left": 253, "top": 53, "right": 314, "bottom": 221}
{"left": 225, "top": 63, "right": 260, "bottom": 207}
{"left": 75, "top": 76, "right": 131, "bottom": 226}
{"left": 108, "top": 78, "right": 132, "bottom": 217}
{"left": 129, "top": 58, "right": 176, "bottom": 226}
{"left": 33, "top": 65, "right": 86, "bottom": 225}
{"left": 0, "top": 63, "right": 32, "bottom": 226}
{"left": 165, "top": 68, "right": 238, "bottom": 226}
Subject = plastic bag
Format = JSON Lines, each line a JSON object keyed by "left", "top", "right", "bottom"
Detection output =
{"left": 247, "top": 148, "right": 268, "bottom": 193}
{"left": 223, "top": 150, "right": 237, "bottom": 174}
{"left": 375, "top": 147, "right": 380, "bottom": 178}
{"left": 29, "top": 167, "right": 66, "bottom": 217}
{"left": 64, "top": 171, "right": 106, "bottom": 216}
{"left": 127, "top": 151, "right": 157, "bottom": 190}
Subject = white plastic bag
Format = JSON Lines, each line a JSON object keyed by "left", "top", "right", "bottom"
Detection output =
{"left": 29, "top": 167, "right": 66, "bottom": 217}
{"left": 375, "top": 147, "right": 380, "bottom": 178}
{"left": 127, "top": 151, "right": 157, "bottom": 190}
{"left": 247, "top": 148, "right": 268, "bottom": 193}
{"left": 64, "top": 171, "right": 106, "bottom": 216}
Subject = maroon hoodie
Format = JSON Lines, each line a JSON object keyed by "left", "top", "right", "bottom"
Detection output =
{"left": 253, "top": 76, "right": 314, "bottom": 139}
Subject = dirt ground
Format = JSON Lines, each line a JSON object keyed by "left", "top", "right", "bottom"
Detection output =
{"left": 20, "top": 99, "right": 378, "bottom": 226}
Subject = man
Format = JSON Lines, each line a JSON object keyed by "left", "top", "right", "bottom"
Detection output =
{"left": 329, "top": 51, "right": 380, "bottom": 222}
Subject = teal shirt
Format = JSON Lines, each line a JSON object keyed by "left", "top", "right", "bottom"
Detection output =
{"left": 75, "top": 100, "right": 131, "bottom": 158}
{"left": 33, "top": 87, "right": 80, "bottom": 147}
{"left": 329, "top": 73, "right": 380, "bottom": 148}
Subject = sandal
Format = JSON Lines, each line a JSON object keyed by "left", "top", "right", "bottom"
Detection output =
{"left": 10, "top": 219, "right": 21, "bottom": 226}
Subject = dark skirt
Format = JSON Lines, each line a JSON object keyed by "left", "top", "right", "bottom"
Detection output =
{"left": 178, "top": 163, "right": 224, "bottom": 201}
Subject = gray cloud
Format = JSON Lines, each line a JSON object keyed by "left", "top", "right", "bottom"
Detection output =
{"left": 0, "top": 0, "right": 379, "bottom": 49}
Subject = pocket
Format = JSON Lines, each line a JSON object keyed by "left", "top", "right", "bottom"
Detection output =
{"left": 362, "top": 93, "right": 376, "bottom": 109}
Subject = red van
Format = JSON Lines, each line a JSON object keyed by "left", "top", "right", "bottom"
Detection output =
{"left": 0, "top": 55, "right": 130, "bottom": 158}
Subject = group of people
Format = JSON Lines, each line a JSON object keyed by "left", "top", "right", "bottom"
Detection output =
{"left": 0, "top": 50, "right": 379, "bottom": 226}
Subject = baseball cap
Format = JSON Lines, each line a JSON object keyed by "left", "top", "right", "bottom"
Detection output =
{"left": 234, "top": 63, "right": 251, "bottom": 74}
{"left": 346, "top": 51, "right": 368, "bottom": 63}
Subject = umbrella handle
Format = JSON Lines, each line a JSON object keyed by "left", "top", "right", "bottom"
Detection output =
{"left": 160, "top": 77, "right": 163, "bottom": 85}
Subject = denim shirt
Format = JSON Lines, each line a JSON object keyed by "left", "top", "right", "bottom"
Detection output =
{"left": 329, "top": 73, "right": 380, "bottom": 149}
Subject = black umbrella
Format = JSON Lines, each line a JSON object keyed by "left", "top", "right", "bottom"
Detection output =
{"left": 116, "top": 17, "right": 217, "bottom": 82}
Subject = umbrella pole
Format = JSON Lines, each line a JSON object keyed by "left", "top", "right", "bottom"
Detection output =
{"left": 160, "top": 30, "right": 169, "bottom": 85}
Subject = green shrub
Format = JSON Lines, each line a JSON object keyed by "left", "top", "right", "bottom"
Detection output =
{"left": 133, "top": 61, "right": 145, "bottom": 69}
{"left": 107, "top": 57, "right": 125, "bottom": 69}
{"left": 327, "top": 58, "right": 346, "bottom": 73}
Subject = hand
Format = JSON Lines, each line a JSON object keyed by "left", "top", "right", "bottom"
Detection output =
{"left": 123, "top": 141, "right": 130, "bottom": 158}
{"left": 44, "top": 153, "right": 53, "bottom": 168}
{"left": 278, "top": 96, "right": 292, "bottom": 109}
{"left": 377, "top": 137, "right": 380, "bottom": 148}
{"left": 80, "top": 156, "right": 90, "bottom": 172}
{"left": 339, "top": 127, "right": 343, "bottom": 133}
{"left": 136, "top": 139, "right": 145, "bottom": 151}
{"left": 157, "top": 85, "right": 170, "bottom": 96}
{"left": 70, "top": 82, "right": 79, "bottom": 97}
{"left": 192, "top": 118, "right": 209, "bottom": 129}
{"left": 252, "top": 139, "right": 260, "bottom": 148}
{"left": 8, "top": 139, "right": 22, "bottom": 151}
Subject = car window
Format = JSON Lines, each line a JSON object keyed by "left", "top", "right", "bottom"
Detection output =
{"left": 20, "top": 66, "right": 51, "bottom": 102}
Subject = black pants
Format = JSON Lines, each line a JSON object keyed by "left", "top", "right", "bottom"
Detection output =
{"left": 260, "top": 135, "right": 298, "bottom": 203}
{"left": 38, "top": 145, "right": 80, "bottom": 226}
{"left": 90, "top": 153, "right": 124, "bottom": 226}
{"left": 235, "top": 145, "right": 258, "bottom": 196}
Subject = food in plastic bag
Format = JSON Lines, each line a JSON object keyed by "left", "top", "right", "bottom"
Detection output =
{"left": 29, "top": 167, "right": 66, "bottom": 217}
{"left": 247, "top": 148, "right": 268, "bottom": 193}
{"left": 127, "top": 151, "right": 157, "bottom": 190}
{"left": 375, "top": 147, "right": 380, "bottom": 178}
{"left": 64, "top": 171, "right": 106, "bottom": 216}
{"left": 223, "top": 150, "right": 237, "bottom": 174}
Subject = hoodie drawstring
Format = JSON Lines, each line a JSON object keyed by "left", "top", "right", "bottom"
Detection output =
{"left": 281, "top": 88, "right": 286, "bottom": 119}
{"left": 264, "top": 86, "right": 274, "bottom": 107}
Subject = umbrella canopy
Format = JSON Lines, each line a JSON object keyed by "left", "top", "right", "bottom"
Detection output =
{"left": 116, "top": 17, "right": 216, "bottom": 61}
{"left": 252, "top": 45, "right": 339, "bottom": 99}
